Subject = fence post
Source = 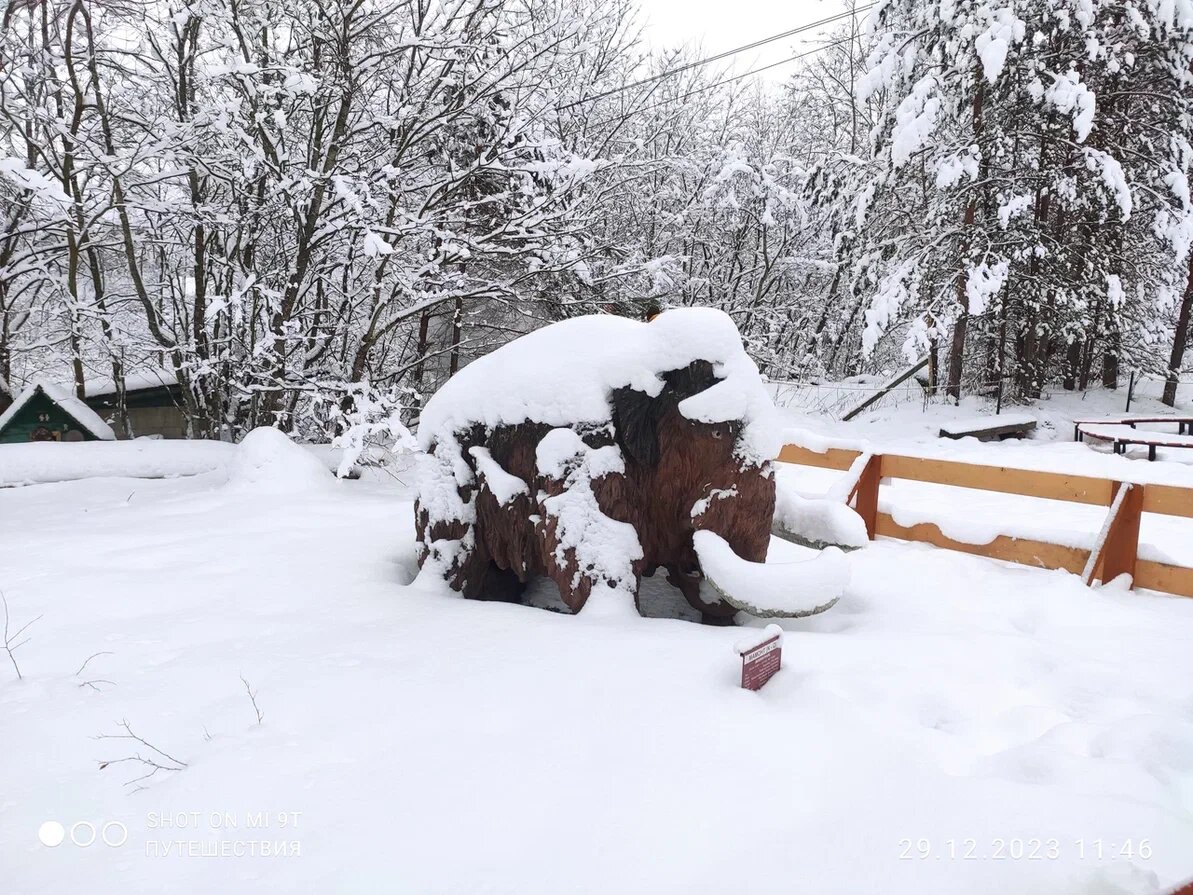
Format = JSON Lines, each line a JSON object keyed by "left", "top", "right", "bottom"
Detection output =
{"left": 851, "top": 454, "right": 882, "bottom": 540}
{"left": 1100, "top": 482, "right": 1143, "bottom": 585}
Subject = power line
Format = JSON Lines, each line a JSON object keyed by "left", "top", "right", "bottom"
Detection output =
{"left": 586, "top": 35, "right": 858, "bottom": 131}
{"left": 557, "top": 4, "right": 876, "bottom": 112}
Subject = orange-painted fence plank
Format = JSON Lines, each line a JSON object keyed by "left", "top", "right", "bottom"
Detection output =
{"left": 1099, "top": 483, "right": 1144, "bottom": 584}
{"left": 874, "top": 513, "right": 1090, "bottom": 575}
{"left": 1135, "top": 560, "right": 1193, "bottom": 598}
{"left": 776, "top": 444, "right": 859, "bottom": 470}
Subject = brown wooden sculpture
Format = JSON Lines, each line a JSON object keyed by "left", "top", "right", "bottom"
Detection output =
{"left": 414, "top": 309, "right": 846, "bottom": 623}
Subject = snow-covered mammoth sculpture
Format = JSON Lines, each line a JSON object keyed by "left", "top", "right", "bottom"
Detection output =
{"left": 414, "top": 308, "right": 847, "bottom": 624}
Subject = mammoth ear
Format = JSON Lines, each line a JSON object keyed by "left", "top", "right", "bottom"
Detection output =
{"left": 611, "top": 386, "right": 661, "bottom": 468}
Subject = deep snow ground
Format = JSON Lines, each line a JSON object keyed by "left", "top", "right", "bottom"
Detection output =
{"left": 2, "top": 433, "right": 1193, "bottom": 893}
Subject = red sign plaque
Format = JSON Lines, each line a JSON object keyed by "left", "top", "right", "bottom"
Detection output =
{"left": 738, "top": 629, "right": 782, "bottom": 691}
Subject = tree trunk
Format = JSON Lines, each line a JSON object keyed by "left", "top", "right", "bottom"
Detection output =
{"left": 1162, "top": 253, "right": 1193, "bottom": 407}
{"left": 926, "top": 314, "right": 939, "bottom": 397}
{"left": 946, "top": 289, "right": 969, "bottom": 403}
{"left": 1102, "top": 326, "right": 1120, "bottom": 390}
{"left": 448, "top": 296, "right": 463, "bottom": 376}
{"left": 1079, "top": 294, "right": 1102, "bottom": 391}
{"left": 946, "top": 72, "right": 984, "bottom": 403}
{"left": 412, "top": 310, "right": 432, "bottom": 409}
{"left": 1063, "top": 339, "right": 1081, "bottom": 391}
{"left": 946, "top": 197, "right": 977, "bottom": 402}
{"left": 995, "top": 284, "right": 1010, "bottom": 411}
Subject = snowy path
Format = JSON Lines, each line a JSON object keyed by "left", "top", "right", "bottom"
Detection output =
{"left": 2, "top": 466, "right": 1193, "bottom": 893}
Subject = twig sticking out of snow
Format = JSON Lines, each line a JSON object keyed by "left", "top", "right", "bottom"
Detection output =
{"left": 241, "top": 675, "right": 264, "bottom": 725}
{"left": 1, "top": 591, "right": 41, "bottom": 681}
{"left": 96, "top": 719, "right": 188, "bottom": 792}
{"left": 75, "top": 651, "right": 116, "bottom": 692}
{"left": 74, "top": 650, "right": 113, "bottom": 676}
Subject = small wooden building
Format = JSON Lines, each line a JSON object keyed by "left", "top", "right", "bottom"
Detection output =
{"left": 81, "top": 371, "right": 188, "bottom": 439}
{"left": 0, "top": 379, "right": 117, "bottom": 444}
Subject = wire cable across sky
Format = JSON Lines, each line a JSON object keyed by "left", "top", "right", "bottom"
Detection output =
{"left": 556, "top": 3, "right": 877, "bottom": 112}
{"left": 584, "top": 35, "right": 860, "bottom": 130}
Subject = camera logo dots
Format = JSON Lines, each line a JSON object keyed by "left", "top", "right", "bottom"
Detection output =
{"left": 38, "top": 821, "right": 65, "bottom": 847}
{"left": 102, "top": 822, "right": 129, "bottom": 847}
{"left": 39, "top": 820, "right": 127, "bottom": 848}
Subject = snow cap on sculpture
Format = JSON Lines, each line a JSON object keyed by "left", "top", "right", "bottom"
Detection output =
{"left": 417, "top": 307, "right": 783, "bottom": 465}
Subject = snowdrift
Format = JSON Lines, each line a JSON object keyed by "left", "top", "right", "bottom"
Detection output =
{"left": 0, "top": 439, "right": 234, "bottom": 487}
{"left": 226, "top": 427, "right": 333, "bottom": 492}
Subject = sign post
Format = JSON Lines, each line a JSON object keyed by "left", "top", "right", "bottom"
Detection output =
{"left": 736, "top": 624, "right": 783, "bottom": 691}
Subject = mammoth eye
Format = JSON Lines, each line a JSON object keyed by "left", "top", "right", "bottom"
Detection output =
{"left": 711, "top": 429, "right": 723, "bottom": 440}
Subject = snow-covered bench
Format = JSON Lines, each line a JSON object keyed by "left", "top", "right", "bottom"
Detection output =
{"left": 1076, "top": 423, "right": 1193, "bottom": 461}
{"left": 1073, "top": 415, "right": 1193, "bottom": 441}
{"left": 938, "top": 412, "right": 1036, "bottom": 441}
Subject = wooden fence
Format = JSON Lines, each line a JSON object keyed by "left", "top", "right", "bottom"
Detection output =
{"left": 777, "top": 444, "right": 1193, "bottom": 599}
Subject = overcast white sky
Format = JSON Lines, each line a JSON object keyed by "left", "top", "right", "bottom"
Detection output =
{"left": 637, "top": 0, "right": 859, "bottom": 82}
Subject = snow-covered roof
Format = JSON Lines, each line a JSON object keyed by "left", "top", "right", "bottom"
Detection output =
{"left": 81, "top": 369, "right": 176, "bottom": 397}
{"left": 418, "top": 307, "right": 781, "bottom": 463}
{"left": 0, "top": 378, "right": 117, "bottom": 441}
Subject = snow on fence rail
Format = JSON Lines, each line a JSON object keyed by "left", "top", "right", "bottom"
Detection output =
{"left": 777, "top": 443, "right": 1193, "bottom": 599}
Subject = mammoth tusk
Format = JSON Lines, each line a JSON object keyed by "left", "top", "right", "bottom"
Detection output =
{"left": 692, "top": 530, "right": 847, "bottom": 619}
